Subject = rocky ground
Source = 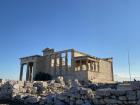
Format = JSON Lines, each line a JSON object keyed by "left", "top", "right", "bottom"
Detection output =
{"left": 0, "top": 77, "right": 140, "bottom": 105}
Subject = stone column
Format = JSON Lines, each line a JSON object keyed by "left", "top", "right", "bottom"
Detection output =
{"left": 19, "top": 64, "right": 24, "bottom": 81}
{"left": 90, "top": 61, "right": 93, "bottom": 71}
{"left": 111, "top": 61, "right": 114, "bottom": 81}
{"left": 29, "top": 63, "right": 33, "bottom": 81}
{"left": 50, "top": 55, "right": 52, "bottom": 75}
{"left": 86, "top": 60, "right": 89, "bottom": 71}
{"left": 26, "top": 63, "right": 30, "bottom": 81}
{"left": 71, "top": 49, "right": 75, "bottom": 71}
{"left": 59, "top": 53, "right": 62, "bottom": 75}
{"left": 54, "top": 54, "right": 56, "bottom": 70}
{"left": 80, "top": 60, "right": 82, "bottom": 70}
{"left": 65, "top": 51, "right": 68, "bottom": 71}
{"left": 95, "top": 62, "right": 98, "bottom": 72}
{"left": 33, "top": 62, "right": 36, "bottom": 81}
{"left": 93, "top": 62, "right": 95, "bottom": 71}
{"left": 48, "top": 56, "right": 51, "bottom": 71}
{"left": 98, "top": 62, "right": 100, "bottom": 72}
{"left": 54, "top": 54, "right": 57, "bottom": 76}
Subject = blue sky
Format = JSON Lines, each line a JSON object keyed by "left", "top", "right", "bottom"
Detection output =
{"left": 0, "top": 0, "right": 140, "bottom": 80}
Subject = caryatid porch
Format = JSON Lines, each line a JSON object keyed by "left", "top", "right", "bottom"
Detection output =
{"left": 74, "top": 56, "right": 99, "bottom": 72}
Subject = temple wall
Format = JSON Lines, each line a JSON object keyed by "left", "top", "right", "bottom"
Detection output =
{"left": 87, "top": 60, "right": 114, "bottom": 83}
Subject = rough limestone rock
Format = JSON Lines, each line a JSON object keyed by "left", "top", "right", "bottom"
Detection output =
{"left": 42, "top": 81, "right": 48, "bottom": 87}
{"left": 104, "top": 98, "right": 117, "bottom": 104}
{"left": 24, "top": 96, "right": 39, "bottom": 104}
{"left": 56, "top": 76, "right": 65, "bottom": 86}
{"left": 137, "top": 91, "right": 140, "bottom": 100}
{"left": 33, "top": 82, "right": 44, "bottom": 94}
{"left": 118, "top": 96, "right": 127, "bottom": 101}
{"left": 110, "top": 89, "right": 126, "bottom": 96}
{"left": 131, "top": 81, "right": 140, "bottom": 90}
{"left": 126, "top": 90, "right": 136, "bottom": 100}
{"left": 0, "top": 81, "right": 13, "bottom": 100}
{"left": 96, "top": 89, "right": 111, "bottom": 97}
{"left": 137, "top": 100, "right": 140, "bottom": 105}
{"left": 54, "top": 98, "right": 65, "bottom": 105}
{"left": 117, "top": 84, "right": 132, "bottom": 90}
{"left": 71, "top": 79, "right": 81, "bottom": 87}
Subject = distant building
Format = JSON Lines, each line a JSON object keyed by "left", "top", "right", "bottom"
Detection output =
{"left": 19, "top": 48, "right": 114, "bottom": 83}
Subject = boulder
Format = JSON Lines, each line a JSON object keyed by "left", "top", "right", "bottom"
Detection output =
{"left": 33, "top": 82, "right": 44, "bottom": 94}
{"left": 56, "top": 76, "right": 65, "bottom": 86}
{"left": 0, "top": 81, "right": 13, "bottom": 100}
{"left": 71, "top": 79, "right": 81, "bottom": 87}
{"left": 24, "top": 96, "right": 39, "bottom": 104}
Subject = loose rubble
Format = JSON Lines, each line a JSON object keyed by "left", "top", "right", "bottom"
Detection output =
{"left": 0, "top": 77, "right": 140, "bottom": 105}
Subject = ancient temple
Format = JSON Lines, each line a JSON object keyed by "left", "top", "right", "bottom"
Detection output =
{"left": 19, "top": 48, "right": 114, "bottom": 83}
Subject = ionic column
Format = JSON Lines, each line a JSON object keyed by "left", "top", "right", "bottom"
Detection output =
{"left": 33, "top": 62, "right": 36, "bottom": 80}
{"left": 54, "top": 54, "right": 56, "bottom": 70}
{"left": 26, "top": 63, "right": 30, "bottom": 81}
{"left": 59, "top": 54, "right": 62, "bottom": 76}
{"left": 71, "top": 49, "right": 75, "bottom": 71}
{"left": 19, "top": 64, "right": 24, "bottom": 81}
{"left": 54, "top": 54, "right": 57, "bottom": 76}
{"left": 48, "top": 56, "right": 51, "bottom": 71}
{"left": 29, "top": 63, "right": 33, "bottom": 81}
{"left": 65, "top": 52, "right": 68, "bottom": 71}
{"left": 111, "top": 61, "right": 114, "bottom": 81}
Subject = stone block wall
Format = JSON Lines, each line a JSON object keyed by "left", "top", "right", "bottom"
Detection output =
{"left": 94, "top": 89, "right": 140, "bottom": 105}
{"left": 87, "top": 60, "right": 113, "bottom": 83}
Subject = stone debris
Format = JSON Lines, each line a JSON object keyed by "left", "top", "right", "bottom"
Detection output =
{"left": 0, "top": 81, "right": 14, "bottom": 100}
{"left": 1, "top": 80, "right": 140, "bottom": 105}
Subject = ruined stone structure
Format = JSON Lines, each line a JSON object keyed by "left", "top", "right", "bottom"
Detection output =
{"left": 19, "top": 48, "right": 114, "bottom": 83}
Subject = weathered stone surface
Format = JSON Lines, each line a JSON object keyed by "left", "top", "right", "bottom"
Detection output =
{"left": 117, "top": 84, "right": 132, "bottom": 90}
{"left": 110, "top": 89, "right": 126, "bottom": 96}
{"left": 118, "top": 96, "right": 127, "bottom": 101}
{"left": 56, "top": 76, "right": 65, "bottom": 86}
{"left": 76, "top": 99, "right": 84, "bottom": 105}
{"left": 104, "top": 98, "right": 117, "bottom": 104}
{"left": 128, "top": 100, "right": 136, "bottom": 104}
{"left": 131, "top": 81, "right": 140, "bottom": 90}
{"left": 137, "top": 90, "right": 140, "bottom": 99}
{"left": 1, "top": 80, "right": 140, "bottom": 105}
{"left": 24, "top": 96, "right": 39, "bottom": 104}
{"left": 137, "top": 100, "right": 140, "bottom": 105}
{"left": 33, "top": 82, "right": 44, "bottom": 94}
{"left": 0, "top": 81, "right": 13, "bottom": 100}
{"left": 126, "top": 90, "right": 136, "bottom": 100}
{"left": 96, "top": 89, "right": 111, "bottom": 96}
{"left": 71, "top": 79, "right": 81, "bottom": 87}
